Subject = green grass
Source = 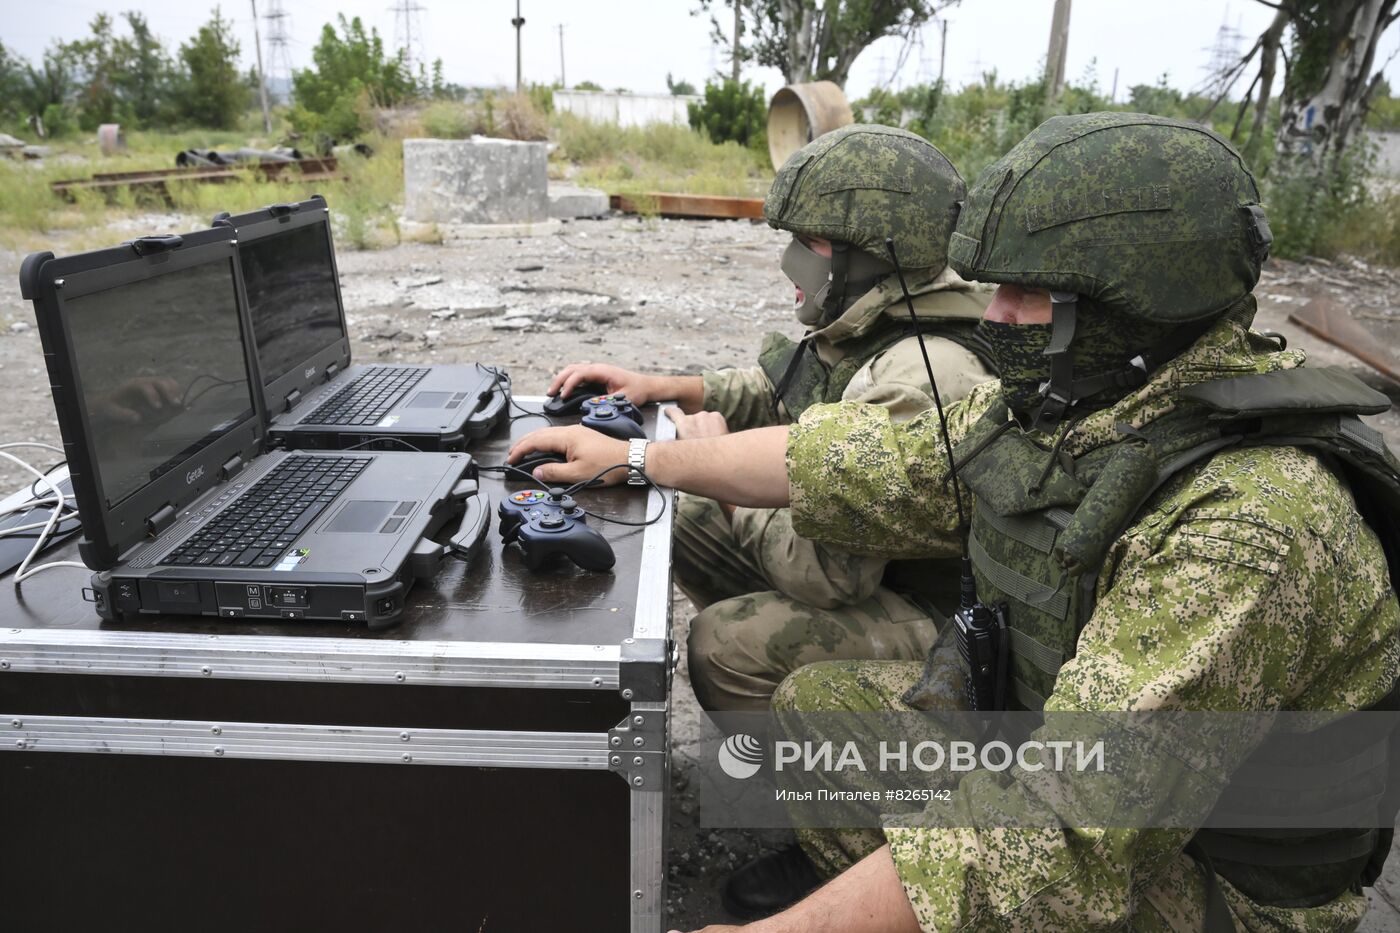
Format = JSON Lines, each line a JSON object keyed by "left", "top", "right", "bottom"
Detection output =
{"left": 556, "top": 114, "right": 772, "bottom": 197}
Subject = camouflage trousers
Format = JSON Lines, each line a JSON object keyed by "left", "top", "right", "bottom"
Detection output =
{"left": 771, "top": 657, "right": 1369, "bottom": 932}
{"left": 674, "top": 493, "right": 939, "bottom": 712}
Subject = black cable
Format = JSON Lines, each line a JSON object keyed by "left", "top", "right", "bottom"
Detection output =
{"left": 28, "top": 460, "right": 67, "bottom": 500}
{"left": 478, "top": 462, "right": 668, "bottom": 527}
{"left": 480, "top": 363, "right": 557, "bottom": 425}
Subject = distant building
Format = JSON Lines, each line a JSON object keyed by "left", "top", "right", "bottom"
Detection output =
{"left": 554, "top": 90, "right": 700, "bottom": 128}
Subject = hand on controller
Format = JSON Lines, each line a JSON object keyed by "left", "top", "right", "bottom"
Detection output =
{"left": 508, "top": 426, "right": 631, "bottom": 487}
{"left": 581, "top": 398, "right": 647, "bottom": 440}
{"left": 547, "top": 363, "right": 663, "bottom": 408}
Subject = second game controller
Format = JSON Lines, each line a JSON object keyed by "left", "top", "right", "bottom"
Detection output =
{"left": 543, "top": 381, "right": 609, "bottom": 417}
{"left": 580, "top": 393, "right": 642, "bottom": 424}
{"left": 581, "top": 401, "right": 647, "bottom": 440}
{"left": 498, "top": 488, "right": 614, "bottom": 571}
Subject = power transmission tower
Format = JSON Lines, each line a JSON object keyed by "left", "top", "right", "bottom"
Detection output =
{"left": 250, "top": 0, "right": 271, "bottom": 132}
{"left": 1201, "top": 10, "right": 1246, "bottom": 99}
{"left": 1044, "top": 0, "right": 1071, "bottom": 101}
{"left": 263, "top": 0, "right": 293, "bottom": 104}
{"left": 391, "top": 0, "right": 427, "bottom": 77}
{"left": 511, "top": 1, "right": 525, "bottom": 93}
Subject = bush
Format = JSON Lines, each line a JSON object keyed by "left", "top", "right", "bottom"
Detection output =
{"left": 688, "top": 78, "right": 766, "bottom": 152}
{"left": 1261, "top": 144, "right": 1400, "bottom": 263}
{"left": 291, "top": 16, "right": 416, "bottom": 140}
{"left": 420, "top": 100, "right": 476, "bottom": 139}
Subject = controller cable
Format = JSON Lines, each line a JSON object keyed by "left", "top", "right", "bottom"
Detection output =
{"left": 481, "top": 364, "right": 555, "bottom": 426}
{"left": 479, "top": 462, "right": 668, "bottom": 527}
{"left": 0, "top": 442, "right": 87, "bottom": 583}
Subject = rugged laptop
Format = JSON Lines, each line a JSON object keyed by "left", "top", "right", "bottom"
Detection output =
{"left": 19, "top": 229, "right": 486, "bottom": 628}
{"left": 213, "top": 196, "right": 505, "bottom": 452}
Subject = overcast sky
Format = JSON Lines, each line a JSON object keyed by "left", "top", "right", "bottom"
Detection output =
{"left": 3, "top": 1, "right": 1399, "bottom": 103}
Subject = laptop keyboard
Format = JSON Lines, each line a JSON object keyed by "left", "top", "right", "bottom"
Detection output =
{"left": 303, "top": 366, "right": 428, "bottom": 425}
{"left": 160, "top": 456, "right": 368, "bottom": 568}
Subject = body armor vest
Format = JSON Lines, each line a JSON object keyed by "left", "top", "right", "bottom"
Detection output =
{"left": 953, "top": 365, "right": 1400, "bottom": 921}
{"left": 757, "top": 318, "right": 991, "bottom": 422}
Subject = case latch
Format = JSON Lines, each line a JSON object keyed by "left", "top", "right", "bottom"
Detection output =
{"left": 129, "top": 234, "right": 184, "bottom": 256}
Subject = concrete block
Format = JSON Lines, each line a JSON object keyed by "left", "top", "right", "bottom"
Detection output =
{"left": 548, "top": 184, "right": 609, "bottom": 220}
{"left": 403, "top": 137, "right": 549, "bottom": 226}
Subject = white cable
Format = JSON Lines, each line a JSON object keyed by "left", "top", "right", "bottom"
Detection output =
{"left": 0, "top": 445, "right": 87, "bottom": 584}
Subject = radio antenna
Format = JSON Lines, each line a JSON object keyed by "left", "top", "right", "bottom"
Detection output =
{"left": 884, "top": 238, "right": 968, "bottom": 550}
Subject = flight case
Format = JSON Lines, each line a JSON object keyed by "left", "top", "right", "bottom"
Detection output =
{"left": 0, "top": 401, "right": 676, "bottom": 932}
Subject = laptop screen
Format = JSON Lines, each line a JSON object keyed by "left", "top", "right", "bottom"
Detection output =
{"left": 64, "top": 257, "right": 256, "bottom": 510}
{"left": 238, "top": 221, "right": 346, "bottom": 386}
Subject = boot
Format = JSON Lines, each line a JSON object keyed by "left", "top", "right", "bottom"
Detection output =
{"left": 720, "top": 844, "right": 823, "bottom": 920}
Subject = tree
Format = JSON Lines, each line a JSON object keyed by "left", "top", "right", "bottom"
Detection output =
{"left": 291, "top": 15, "right": 416, "bottom": 138}
{"left": 52, "top": 12, "right": 176, "bottom": 129}
{"left": 119, "top": 13, "right": 172, "bottom": 126}
{"left": 667, "top": 73, "right": 698, "bottom": 96}
{"left": 696, "top": 0, "right": 958, "bottom": 88}
{"left": 0, "top": 43, "right": 25, "bottom": 121}
{"left": 1207, "top": 0, "right": 1399, "bottom": 165}
{"left": 175, "top": 7, "right": 246, "bottom": 129}
{"left": 688, "top": 77, "right": 767, "bottom": 149}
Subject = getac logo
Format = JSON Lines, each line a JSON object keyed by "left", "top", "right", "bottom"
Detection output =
{"left": 185, "top": 465, "right": 205, "bottom": 485}
{"left": 305, "top": 366, "right": 317, "bottom": 380}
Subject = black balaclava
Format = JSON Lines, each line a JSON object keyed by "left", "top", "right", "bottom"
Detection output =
{"left": 975, "top": 301, "right": 1185, "bottom": 426}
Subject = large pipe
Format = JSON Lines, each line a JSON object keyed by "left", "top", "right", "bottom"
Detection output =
{"left": 766, "top": 81, "right": 854, "bottom": 170}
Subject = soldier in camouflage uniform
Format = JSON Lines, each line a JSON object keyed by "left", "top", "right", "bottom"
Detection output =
{"left": 545, "top": 125, "right": 994, "bottom": 712}
{"left": 515, "top": 113, "right": 1400, "bottom": 932}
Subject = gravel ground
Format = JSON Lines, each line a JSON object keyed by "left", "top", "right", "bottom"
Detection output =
{"left": 2, "top": 215, "right": 1400, "bottom": 929}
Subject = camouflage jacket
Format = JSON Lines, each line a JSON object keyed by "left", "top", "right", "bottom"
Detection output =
{"left": 701, "top": 269, "right": 990, "bottom": 608}
{"left": 787, "top": 317, "right": 1400, "bottom": 931}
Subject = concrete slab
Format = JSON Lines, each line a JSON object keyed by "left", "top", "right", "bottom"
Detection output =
{"left": 402, "top": 137, "right": 549, "bottom": 226}
{"left": 548, "top": 184, "right": 609, "bottom": 220}
{"left": 400, "top": 218, "right": 563, "bottom": 242}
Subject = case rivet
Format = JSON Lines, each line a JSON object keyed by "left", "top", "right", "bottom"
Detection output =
{"left": 402, "top": 753, "right": 412, "bottom": 762}
{"left": 633, "top": 736, "right": 644, "bottom": 747}
{"left": 624, "top": 638, "right": 634, "bottom": 644}
{"left": 0, "top": 660, "right": 10, "bottom": 669}
{"left": 632, "top": 777, "right": 644, "bottom": 787}
{"left": 610, "top": 755, "right": 621, "bottom": 766}
{"left": 211, "top": 726, "right": 221, "bottom": 735}
{"left": 10, "top": 719, "right": 20, "bottom": 728}
{"left": 610, "top": 736, "right": 621, "bottom": 747}
{"left": 213, "top": 747, "right": 224, "bottom": 756}
{"left": 591, "top": 677, "right": 603, "bottom": 687}
{"left": 633, "top": 889, "right": 643, "bottom": 899}
{"left": 363, "top": 568, "right": 378, "bottom": 575}
{"left": 14, "top": 739, "right": 24, "bottom": 749}
{"left": 633, "top": 715, "right": 644, "bottom": 726}
{"left": 200, "top": 666, "right": 211, "bottom": 676}
{"left": 621, "top": 689, "right": 634, "bottom": 700}
{"left": 394, "top": 671, "right": 406, "bottom": 682}
{"left": 632, "top": 756, "right": 643, "bottom": 766}
{"left": 54, "top": 279, "right": 64, "bottom": 288}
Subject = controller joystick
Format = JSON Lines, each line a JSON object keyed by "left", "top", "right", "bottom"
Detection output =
{"left": 581, "top": 401, "right": 647, "bottom": 441}
{"left": 580, "top": 393, "right": 643, "bottom": 424}
{"left": 497, "top": 488, "right": 614, "bottom": 571}
{"left": 544, "top": 380, "right": 610, "bottom": 417}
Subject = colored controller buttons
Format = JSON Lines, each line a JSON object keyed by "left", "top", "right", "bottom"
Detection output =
{"left": 511, "top": 490, "right": 549, "bottom": 504}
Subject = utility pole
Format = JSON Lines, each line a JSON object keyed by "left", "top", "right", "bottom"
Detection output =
{"left": 1045, "top": 0, "right": 1071, "bottom": 101}
{"left": 512, "top": 0, "right": 526, "bottom": 94}
{"left": 558, "top": 24, "right": 566, "bottom": 88}
{"left": 1110, "top": 66, "right": 1119, "bottom": 104}
{"left": 731, "top": 0, "right": 742, "bottom": 83}
{"left": 938, "top": 18, "right": 947, "bottom": 90}
{"left": 249, "top": 0, "right": 271, "bottom": 133}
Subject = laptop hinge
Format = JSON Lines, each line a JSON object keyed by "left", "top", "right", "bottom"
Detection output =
{"left": 324, "top": 362, "right": 339, "bottom": 381}
{"left": 284, "top": 389, "right": 302, "bottom": 412}
{"left": 221, "top": 454, "right": 245, "bottom": 481}
{"left": 145, "top": 504, "right": 178, "bottom": 536}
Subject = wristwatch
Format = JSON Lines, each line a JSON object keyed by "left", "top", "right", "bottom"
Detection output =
{"left": 627, "top": 438, "right": 650, "bottom": 486}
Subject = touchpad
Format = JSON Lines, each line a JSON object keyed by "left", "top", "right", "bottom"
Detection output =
{"left": 324, "top": 500, "right": 395, "bottom": 533}
{"left": 406, "top": 391, "right": 452, "bottom": 408}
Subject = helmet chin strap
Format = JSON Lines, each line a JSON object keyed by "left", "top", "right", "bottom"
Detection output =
{"left": 1030, "top": 292, "right": 1219, "bottom": 432}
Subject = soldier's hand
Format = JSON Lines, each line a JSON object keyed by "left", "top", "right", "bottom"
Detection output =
{"left": 508, "top": 425, "right": 631, "bottom": 486}
{"left": 664, "top": 407, "right": 729, "bottom": 440}
{"left": 548, "top": 362, "right": 661, "bottom": 405}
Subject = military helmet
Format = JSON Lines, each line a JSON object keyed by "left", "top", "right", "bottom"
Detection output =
{"left": 764, "top": 124, "right": 965, "bottom": 272}
{"left": 948, "top": 112, "right": 1273, "bottom": 323}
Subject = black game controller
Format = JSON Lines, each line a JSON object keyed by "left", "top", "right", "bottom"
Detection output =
{"left": 498, "top": 488, "right": 615, "bottom": 571}
{"left": 543, "top": 380, "right": 610, "bottom": 417}
{"left": 581, "top": 398, "right": 647, "bottom": 440}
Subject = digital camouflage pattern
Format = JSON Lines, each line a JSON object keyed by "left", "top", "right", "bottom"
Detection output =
{"left": 947, "top": 112, "right": 1270, "bottom": 323}
{"left": 765, "top": 124, "right": 964, "bottom": 273}
{"left": 782, "top": 314, "right": 1400, "bottom": 930}
{"left": 681, "top": 275, "right": 994, "bottom": 711}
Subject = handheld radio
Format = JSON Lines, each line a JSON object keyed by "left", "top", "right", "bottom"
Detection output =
{"left": 884, "top": 239, "right": 1009, "bottom": 712}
